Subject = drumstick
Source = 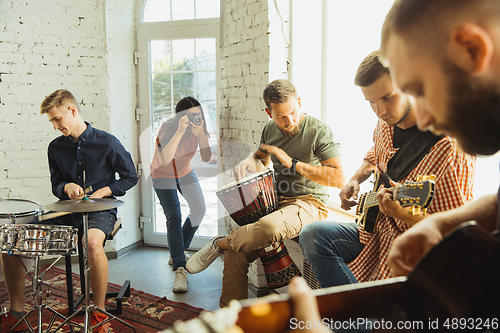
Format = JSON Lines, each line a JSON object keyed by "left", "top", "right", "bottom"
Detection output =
{"left": 38, "top": 186, "right": 92, "bottom": 221}
{"left": 38, "top": 211, "right": 71, "bottom": 221}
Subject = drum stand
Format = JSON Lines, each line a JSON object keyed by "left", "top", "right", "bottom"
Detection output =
{"left": 52, "top": 211, "right": 136, "bottom": 333}
{"left": 11, "top": 255, "right": 70, "bottom": 333}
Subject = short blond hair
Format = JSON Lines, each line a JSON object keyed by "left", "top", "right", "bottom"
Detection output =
{"left": 40, "top": 89, "right": 80, "bottom": 115}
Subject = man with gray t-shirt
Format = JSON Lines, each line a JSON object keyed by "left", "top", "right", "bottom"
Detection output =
{"left": 186, "top": 79, "right": 345, "bottom": 307}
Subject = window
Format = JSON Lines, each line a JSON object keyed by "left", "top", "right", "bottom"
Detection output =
{"left": 142, "top": 0, "right": 220, "bottom": 22}
{"left": 137, "top": 0, "right": 220, "bottom": 248}
{"left": 291, "top": 0, "right": 499, "bottom": 204}
{"left": 150, "top": 39, "right": 217, "bottom": 135}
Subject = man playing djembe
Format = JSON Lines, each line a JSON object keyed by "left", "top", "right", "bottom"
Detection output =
{"left": 186, "top": 79, "right": 345, "bottom": 307}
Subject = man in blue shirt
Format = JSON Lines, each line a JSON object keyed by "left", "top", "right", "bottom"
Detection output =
{"left": 1, "top": 89, "right": 138, "bottom": 333}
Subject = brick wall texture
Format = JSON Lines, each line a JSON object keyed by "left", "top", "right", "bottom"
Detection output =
{"left": 0, "top": 0, "right": 140, "bottom": 252}
{"left": 219, "top": 0, "right": 290, "bottom": 234}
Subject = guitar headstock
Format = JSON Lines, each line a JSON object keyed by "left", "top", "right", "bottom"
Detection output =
{"left": 395, "top": 175, "right": 435, "bottom": 215}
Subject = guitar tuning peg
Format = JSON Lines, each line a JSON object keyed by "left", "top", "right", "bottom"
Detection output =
{"left": 422, "top": 175, "right": 429, "bottom": 181}
{"left": 408, "top": 206, "right": 421, "bottom": 216}
{"left": 416, "top": 175, "right": 422, "bottom": 182}
{"left": 422, "top": 208, "right": 428, "bottom": 215}
{"left": 429, "top": 175, "right": 436, "bottom": 181}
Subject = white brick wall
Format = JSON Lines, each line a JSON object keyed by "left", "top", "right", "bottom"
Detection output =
{"left": 103, "top": 0, "right": 141, "bottom": 252}
{"left": 219, "top": 0, "right": 291, "bottom": 289}
{"left": 0, "top": 0, "right": 140, "bottom": 253}
{"left": 219, "top": 0, "right": 290, "bottom": 231}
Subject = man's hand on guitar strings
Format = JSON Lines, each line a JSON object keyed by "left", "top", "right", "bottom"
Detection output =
{"left": 339, "top": 180, "right": 361, "bottom": 210}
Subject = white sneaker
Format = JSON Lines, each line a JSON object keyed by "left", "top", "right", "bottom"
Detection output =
{"left": 173, "top": 267, "right": 188, "bottom": 293}
{"left": 186, "top": 236, "right": 225, "bottom": 274}
{"left": 168, "top": 252, "right": 190, "bottom": 266}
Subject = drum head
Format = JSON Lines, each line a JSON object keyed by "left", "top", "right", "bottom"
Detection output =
{"left": 0, "top": 199, "right": 41, "bottom": 218}
{"left": 217, "top": 169, "right": 273, "bottom": 192}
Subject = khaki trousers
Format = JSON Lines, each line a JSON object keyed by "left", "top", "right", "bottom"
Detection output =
{"left": 219, "top": 194, "right": 328, "bottom": 307}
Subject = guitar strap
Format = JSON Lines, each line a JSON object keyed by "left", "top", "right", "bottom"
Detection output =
{"left": 496, "top": 186, "right": 500, "bottom": 239}
{"left": 386, "top": 129, "right": 444, "bottom": 182}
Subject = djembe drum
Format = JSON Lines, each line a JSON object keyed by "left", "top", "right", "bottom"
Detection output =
{"left": 216, "top": 169, "right": 300, "bottom": 289}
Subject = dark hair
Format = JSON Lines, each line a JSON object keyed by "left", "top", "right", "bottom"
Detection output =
{"left": 40, "top": 89, "right": 80, "bottom": 114}
{"left": 354, "top": 50, "right": 389, "bottom": 87}
{"left": 380, "top": 0, "right": 500, "bottom": 60}
{"left": 263, "top": 79, "right": 298, "bottom": 109}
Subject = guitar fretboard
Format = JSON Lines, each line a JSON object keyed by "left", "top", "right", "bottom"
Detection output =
{"left": 363, "top": 187, "right": 397, "bottom": 208}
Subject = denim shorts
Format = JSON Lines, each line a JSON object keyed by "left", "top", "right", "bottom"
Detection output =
{"left": 33, "top": 210, "right": 116, "bottom": 240}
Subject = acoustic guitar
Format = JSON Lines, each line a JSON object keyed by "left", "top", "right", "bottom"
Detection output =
{"left": 355, "top": 173, "right": 435, "bottom": 232}
{"left": 162, "top": 222, "right": 500, "bottom": 333}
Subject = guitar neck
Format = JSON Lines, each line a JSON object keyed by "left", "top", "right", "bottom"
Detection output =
{"left": 362, "top": 186, "right": 397, "bottom": 208}
{"left": 235, "top": 277, "right": 406, "bottom": 333}
{"left": 161, "top": 277, "right": 407, "bottom": 333}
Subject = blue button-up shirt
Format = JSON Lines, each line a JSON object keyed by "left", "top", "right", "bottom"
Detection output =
{"left": 48, "top": 122, "right": 138, "bottom": 205}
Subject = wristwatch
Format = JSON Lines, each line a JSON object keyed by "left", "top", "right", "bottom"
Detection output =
{"left": 291, "top": 158, "right": 299, "bottom": 172}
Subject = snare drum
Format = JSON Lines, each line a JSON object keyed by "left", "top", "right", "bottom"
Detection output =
{"left": 216, "top": 169, "right": 278, "bottom": 226}
{"left": 0, "top": 199, "right": 42, "bottom": 224}
{"left": 0, "top": 224, "right": 78, "bottom": 257}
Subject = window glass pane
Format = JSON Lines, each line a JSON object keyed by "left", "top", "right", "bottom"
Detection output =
{"left": 195, "top": 0, "right": 220, "bottom": 19}
{"left": 172, "top": 39, "right": 194, "bottom": 71}
{"left": 196, "top": 38, "right": 216, "bottom": 71}
{"left": 143, "top": 0, "right": 171, "bottom": 22}
{"left": 152, "top": 72, "right": 172, "bottom": 131}
{"left": 196, "top": 71, "right": 216, "bottom": 133}
{"left": 143, "top": 0, "right": 220, "bottom": 22}
{"left": 172, "top": 0, "right": 195, "bottom": 21}
{"left": 151, "top": 40, "right": 171, "bottom": 72}
{"left": 148, "top": 37, "right": 218, "bottom": 240}
{"left": 173, "top": 73, "right": 194, "bottom": 101}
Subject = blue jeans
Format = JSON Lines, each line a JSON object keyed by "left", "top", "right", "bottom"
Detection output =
{"left": 154, "top": 171, "right": 206, "bottom": 271}
{"left": 299, "top": 221, "right": 364, "bottom": 288}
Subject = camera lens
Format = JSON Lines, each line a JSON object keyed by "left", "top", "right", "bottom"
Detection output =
{"left": 188, "top": 113, "right": 203, "bottom": 126}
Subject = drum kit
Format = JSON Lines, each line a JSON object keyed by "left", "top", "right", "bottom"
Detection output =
{"left": 216, "top": 169, "right": 301, "bottom": 290}
{"left": 0, "top": 195, "right": 136, "bottom": 333}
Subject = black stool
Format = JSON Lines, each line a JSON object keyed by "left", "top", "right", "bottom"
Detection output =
{"left": 65, "top": 218, "right": 131, "bottom": 315}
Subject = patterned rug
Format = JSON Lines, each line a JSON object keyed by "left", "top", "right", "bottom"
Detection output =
{"left": 0, "top": 266, "right": 204, "bottom": 332}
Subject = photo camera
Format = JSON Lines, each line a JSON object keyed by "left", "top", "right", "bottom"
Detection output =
{"left": 188, "top": 113, "right": 203, "bottom": 126}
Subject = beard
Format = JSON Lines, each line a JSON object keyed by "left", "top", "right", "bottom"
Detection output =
{"left": 392, "top": 99, "right": 413, "bottom": 127}
{"left": 279, "top": 125, "right": 300, "bottom": 137}
{"left": 442, "top": 61, "right": 500, "bottom": 156}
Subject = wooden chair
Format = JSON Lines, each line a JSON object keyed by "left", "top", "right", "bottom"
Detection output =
{"left": 65, "top": 218, "right": 131, "bottom": 315}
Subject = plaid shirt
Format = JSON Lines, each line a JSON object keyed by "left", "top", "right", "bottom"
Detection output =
{"left": 347, "top": 119, "right": 476, "bottom": 281}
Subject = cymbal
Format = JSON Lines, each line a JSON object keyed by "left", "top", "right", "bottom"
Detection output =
{"left": 44, "top": 198, "right": 124, "bottom": 213}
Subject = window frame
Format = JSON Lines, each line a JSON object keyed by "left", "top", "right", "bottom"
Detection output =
{"left": 136, "top": 0, "right": 221, "bottom": 248}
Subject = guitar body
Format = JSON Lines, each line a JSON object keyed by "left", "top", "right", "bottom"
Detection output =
{"left": 162, "top": 223, "right": 499, "bottom": 333}
{"left": 356, "top": 173, "right": 390, "bottom": 232}
{"left": 404, "top": 222, "right": 500, "bottom": 331}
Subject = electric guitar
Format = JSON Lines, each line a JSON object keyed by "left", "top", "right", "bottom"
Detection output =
{"left": 162, "top": 222, "right": 500, "bottom": 333}
{"left": 355, "top": 173, "right": 435, "bottom": 233}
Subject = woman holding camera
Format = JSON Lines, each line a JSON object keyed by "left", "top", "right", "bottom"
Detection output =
{"left": 150, "top": 96, "right": 211, "bottom": 293}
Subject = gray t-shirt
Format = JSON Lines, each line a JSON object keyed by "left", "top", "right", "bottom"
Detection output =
{"left": 260, "top": 114, "right": 341, "bottom": 203}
